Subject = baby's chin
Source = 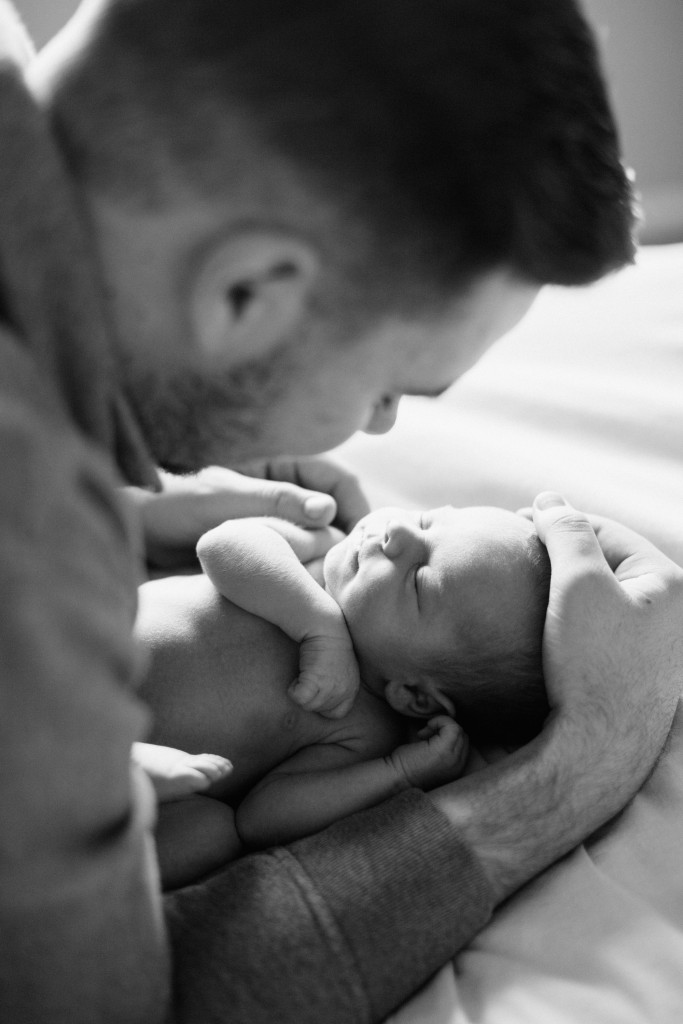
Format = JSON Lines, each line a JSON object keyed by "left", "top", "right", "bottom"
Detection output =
{"left": 323, "top": 535, "right": 356, "bottom": 601}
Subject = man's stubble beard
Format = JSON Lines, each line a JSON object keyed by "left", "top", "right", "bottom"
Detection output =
{"left": 118, "top": 341, "right": 298, "bottom": 474}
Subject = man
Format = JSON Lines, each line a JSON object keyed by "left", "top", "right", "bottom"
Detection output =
{"left": 0, "top": 2, "right": 681, "bottom": 1022}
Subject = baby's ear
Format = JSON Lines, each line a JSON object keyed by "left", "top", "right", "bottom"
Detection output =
{"left": 384, "top": 679, "right": 455, "bottom": 719}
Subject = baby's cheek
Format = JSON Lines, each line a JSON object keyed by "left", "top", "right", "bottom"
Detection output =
{"left": 323, "top": 539, "right": 350, "bottom": 585}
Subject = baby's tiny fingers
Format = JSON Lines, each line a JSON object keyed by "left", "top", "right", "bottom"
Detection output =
{"left": 317, "top": 693, "right": 357, "bottom": 720}
{"left": 288, "top": 677, "right": 321, "bottom": 708}
{"left": 419, "top": 714, "right": 455, "bottom": 738}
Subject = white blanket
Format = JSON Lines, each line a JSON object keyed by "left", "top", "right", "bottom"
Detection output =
{"left": 333, "top": 244, "right": 683, "bottom": 1024}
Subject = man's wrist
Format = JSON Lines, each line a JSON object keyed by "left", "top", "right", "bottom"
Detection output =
{"left": 428, "top": 711, "right": 640, "bottom": 906}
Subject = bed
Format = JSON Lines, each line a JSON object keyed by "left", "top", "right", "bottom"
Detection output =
{"left": 332, "top": 243, "right": 683, "bottom": 1024}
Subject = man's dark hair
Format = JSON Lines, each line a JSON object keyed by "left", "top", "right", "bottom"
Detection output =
{"left": 50, "top": 0, "right": 636, "bottom": 295}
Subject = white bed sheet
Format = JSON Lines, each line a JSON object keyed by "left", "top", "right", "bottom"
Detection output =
{"left": 332, "top": 244, "right": 683, "bottom": 1024}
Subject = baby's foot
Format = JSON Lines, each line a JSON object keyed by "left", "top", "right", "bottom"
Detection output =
{"left": 132, "top": 742, "right": 233, "bottom": 802}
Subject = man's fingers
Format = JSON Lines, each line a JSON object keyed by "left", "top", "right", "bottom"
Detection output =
{"left": 231, "top": 460, "right": 352, "bottom": 527}
{"left": 532, "top": 492, "right": 611, "bottom": 581}
{"left": 325, "top": 471, "right": 371, "bottom": 531}
{"left": 265, "top": 483, "right": 337, "bottom": 526}
{"left": 173, "top": 465, "right": 339, "bottom": 528}
{"left": 587, "top": 513, "right": 673, "bottom": 577}
{"left": 286, "top": 458, "right": 370, "bottom": 530}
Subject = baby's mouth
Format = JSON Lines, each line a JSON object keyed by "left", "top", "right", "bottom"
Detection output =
{"left": 350, "top": 523, "right": 365, "bottom": 571}
{"left": 358, "top": 526, "right": 388, "bottom": 565}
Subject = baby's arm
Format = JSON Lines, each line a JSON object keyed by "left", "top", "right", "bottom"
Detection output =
{"left": 196, "top": 518, "right": 359, "bottom": 717}
{"left": 236, "top": 717, "right": 468, "bottom": 849}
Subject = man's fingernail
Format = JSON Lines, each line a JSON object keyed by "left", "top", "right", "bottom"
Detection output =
{"left": 304, "top": 495, "right": 332, "bottom": 519}
{"left": 535, "top": 491, "right": 567, "bottom": 510}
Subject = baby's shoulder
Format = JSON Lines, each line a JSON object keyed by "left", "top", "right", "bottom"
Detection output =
{"left": 318, "top": 687, "right": 408, "bottom": 759}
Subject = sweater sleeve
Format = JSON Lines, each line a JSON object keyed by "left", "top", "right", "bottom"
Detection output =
{"left": 0, "top": 335, "right": 170, "bottom": 1024}
{"left": 166, "top": 789, "right": 494, "bottom": 1024}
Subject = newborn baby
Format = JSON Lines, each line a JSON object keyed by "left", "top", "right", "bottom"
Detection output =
{"left": 135, "top": 505, "right": 550, "bottom": 887}
{"left": 322, "top": 505, "right": 550, "bottom": 738}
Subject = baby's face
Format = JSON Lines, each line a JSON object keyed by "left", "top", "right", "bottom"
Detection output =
{"left": 324, "top": 505, "right": 542, "bottom": 691}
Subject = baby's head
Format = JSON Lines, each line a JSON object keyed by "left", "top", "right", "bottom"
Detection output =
{"left": 324, "top": 505, "right": 550, "bottom": 741}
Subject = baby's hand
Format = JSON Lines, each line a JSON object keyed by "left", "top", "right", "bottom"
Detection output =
{"left": 256, "top": 519, "right": 346, "bottom": 563}
{"left": 389, "top": 716, "right": 469, "bottom": 790}
{"left": 132, "top": 742, "right": 233, "bottom": 803}
{"left": 289, "top": 632, "right": 360, "bottom": 719}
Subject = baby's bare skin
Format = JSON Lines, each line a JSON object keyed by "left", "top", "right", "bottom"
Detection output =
{"left": 136, "top": 573, "right": 406, "bottom": 806}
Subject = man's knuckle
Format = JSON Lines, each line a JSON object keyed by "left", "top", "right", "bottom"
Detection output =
{"left": 272, "top": 487, "right": 296, "bottom": 516}
{"left": 551, "top": 512, "right": 593, "bottom": 534}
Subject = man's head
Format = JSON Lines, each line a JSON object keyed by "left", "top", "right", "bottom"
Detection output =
{"left": 324, "top": 505, "right": 550, "bottom": 740}
{"left": 32, "top": 0, "right": 635, "bottom": 469}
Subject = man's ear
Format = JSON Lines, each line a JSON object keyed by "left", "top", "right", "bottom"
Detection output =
{"left": 190, "top": 230, "right": 319, "bottom": 360}
{"left": 384, "top": 679, "right": 456, "bottom": 719}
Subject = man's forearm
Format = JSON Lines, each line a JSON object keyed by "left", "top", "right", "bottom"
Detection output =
{"left": 430, "top": 707, "right": 671, "bottom": 905}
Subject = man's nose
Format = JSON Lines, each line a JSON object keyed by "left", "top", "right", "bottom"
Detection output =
{"left": 363, "top": 395, "right": 401, "bottom": 435}
{"left": 382, "top": 519, "right": 419, "bottom": 560}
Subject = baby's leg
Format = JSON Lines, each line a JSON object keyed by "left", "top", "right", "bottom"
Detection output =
{"left": 155, "top": 796, "right": 242, "bottom": 890}
{"left": 133, "top": 741, "right": 232, "bottom": 801}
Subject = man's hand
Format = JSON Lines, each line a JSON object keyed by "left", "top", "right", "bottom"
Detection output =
{"left": 126, "top": 458, "right": 369, "bottom": 569}
{"left": 292, "top": 632, "right": 361, "bottom": 719}
{"left": 532, "top": 493, "right": 683, "bottom": 726}
{"left": 236, "top": 457, "right": 370, "bottom": 532}
{"left": 431, "top": 492, "right": 683, "bottom": 905}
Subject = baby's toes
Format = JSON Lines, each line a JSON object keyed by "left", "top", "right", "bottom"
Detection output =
{"left": 184, "top": 754, "right": 233, "bottom": 788}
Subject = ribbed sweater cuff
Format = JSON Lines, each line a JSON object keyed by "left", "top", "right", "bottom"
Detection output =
{"left": 288, "top": 788, "right": 494, "bottom": 1022}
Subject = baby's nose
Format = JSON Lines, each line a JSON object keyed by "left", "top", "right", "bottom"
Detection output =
{"left": 382, "top": 520, "right": 418, "bottom": 559}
